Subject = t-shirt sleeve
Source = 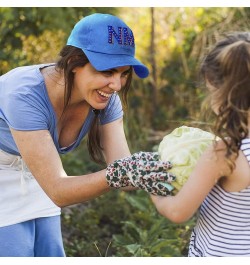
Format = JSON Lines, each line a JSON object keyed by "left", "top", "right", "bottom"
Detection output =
{"left": 2, "top": 89, "right": 50, "bottom": 131}
{"left": 99, "top": 94, "right": 124, "bottom": 125}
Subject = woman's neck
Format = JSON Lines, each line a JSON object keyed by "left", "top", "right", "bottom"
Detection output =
{"left": 41, "top": 65, "right": 66, "bottom": 117}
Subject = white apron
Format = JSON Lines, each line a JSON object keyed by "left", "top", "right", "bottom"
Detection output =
{"left": 0, "top": 149, "right": 60, "bottom": 227}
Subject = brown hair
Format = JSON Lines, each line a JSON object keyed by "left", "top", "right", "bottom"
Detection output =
{"left": 56, "top": 45, "right": 133, "bottom": 164}
{"left": 201, "top": 32, "right": 250, "bottom": 170}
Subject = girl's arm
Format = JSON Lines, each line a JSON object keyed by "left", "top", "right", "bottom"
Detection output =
{"left": 10, "top": 117, "right": 130, "bottom": 207}
{"left": 150, "top": 141, "right": 231, "bottom": 223}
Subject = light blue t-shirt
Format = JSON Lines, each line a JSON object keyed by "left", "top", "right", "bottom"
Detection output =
{"left": 0, "top": 64, "right": 123, "bottom": 156}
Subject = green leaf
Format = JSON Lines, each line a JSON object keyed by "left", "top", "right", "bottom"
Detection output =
{"left": 126, "top": 244, "right": 141, "bottom": 254}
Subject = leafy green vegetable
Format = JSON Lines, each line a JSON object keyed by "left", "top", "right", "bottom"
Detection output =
{"left": 158, "top": 126, "right": 217, "bottom": 193}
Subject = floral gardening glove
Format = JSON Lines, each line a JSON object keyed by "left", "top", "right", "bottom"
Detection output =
{"left": 106, "top": 151, "right": 176, "bottom": 196}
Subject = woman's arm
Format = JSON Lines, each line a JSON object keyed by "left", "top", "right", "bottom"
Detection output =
{"left": 100, "top": 117, "right": 139, "bottom": 191}
{"left": 10, "top": 117, "right": 130, "bottom": 207}
{"left": 100, "top": 117, "right": 131, "bottom": 164}
{"left": 150, "top": 142, "right": 231, "bottom": 223}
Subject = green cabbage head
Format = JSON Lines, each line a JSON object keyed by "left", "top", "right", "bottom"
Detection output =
{"left": 158, "top": 126, "right": 216, "bottom": 193}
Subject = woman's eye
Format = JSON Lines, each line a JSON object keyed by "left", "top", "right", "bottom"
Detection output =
{"left": 122, "top": 71, "right": 130, "bottom": 78}
{"left": 102, "top": 71, "right": 113, "bottom": 76}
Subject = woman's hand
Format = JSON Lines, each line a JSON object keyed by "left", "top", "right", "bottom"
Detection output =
{"left": 106, "top": 151, "right": 175, "bottom": 196}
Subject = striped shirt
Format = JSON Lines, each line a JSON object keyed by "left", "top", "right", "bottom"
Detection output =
{"left": 188, "top": 138, "right": 250, "bottom": 257}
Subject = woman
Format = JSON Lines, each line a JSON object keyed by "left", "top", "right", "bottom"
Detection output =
{"left": 0, "top": 13, "right": 174, "bottom": 256}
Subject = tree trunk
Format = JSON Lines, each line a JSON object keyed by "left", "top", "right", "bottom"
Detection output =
{"left": 150, "top": 7, "right": 158, "bottom": 126}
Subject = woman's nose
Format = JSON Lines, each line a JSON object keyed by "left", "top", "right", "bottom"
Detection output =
{"left": 108, "top": 75, "right": 122, "bottom": 92}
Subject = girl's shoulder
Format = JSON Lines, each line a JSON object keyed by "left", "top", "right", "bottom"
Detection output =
{"left": 218, "top": 138, "right": 250, "bottom": 192}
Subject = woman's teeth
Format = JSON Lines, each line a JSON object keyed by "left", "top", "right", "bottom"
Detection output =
{"left": 97, "top": 90, "right": 113, "bottom": 98}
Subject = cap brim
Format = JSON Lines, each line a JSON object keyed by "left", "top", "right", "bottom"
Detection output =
{"left": 83, "top": 49, "right": 149, "bottom": 78}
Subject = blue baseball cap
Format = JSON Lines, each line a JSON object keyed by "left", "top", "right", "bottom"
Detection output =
{"left": 67, "top": 13, "right": 149, "bottom": 78}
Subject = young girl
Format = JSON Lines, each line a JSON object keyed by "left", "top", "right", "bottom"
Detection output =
{"left": 151, "top": 32, "right": 250, "bottom": 256}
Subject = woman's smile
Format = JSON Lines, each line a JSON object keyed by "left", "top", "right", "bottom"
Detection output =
{"left": 96, "top": 89, "right": 114, "bottom": 99}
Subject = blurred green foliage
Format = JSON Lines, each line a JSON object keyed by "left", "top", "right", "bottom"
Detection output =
{"left": 1, "top": 7, "right": 250, "bottom": 256}
{"left": 0, "top": 7, "right": 116, "bottom": 73}
{"left": 61, "top": 187, "right": 195, "bottom": 257}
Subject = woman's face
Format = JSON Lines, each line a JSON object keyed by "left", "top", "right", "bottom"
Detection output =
{"left": 72, "top": 63, "right": 131, "bottom": 110}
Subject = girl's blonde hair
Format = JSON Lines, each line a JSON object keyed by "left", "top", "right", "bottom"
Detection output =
{"left": 201, "top": 32, "right": 250, "bottom": 171}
